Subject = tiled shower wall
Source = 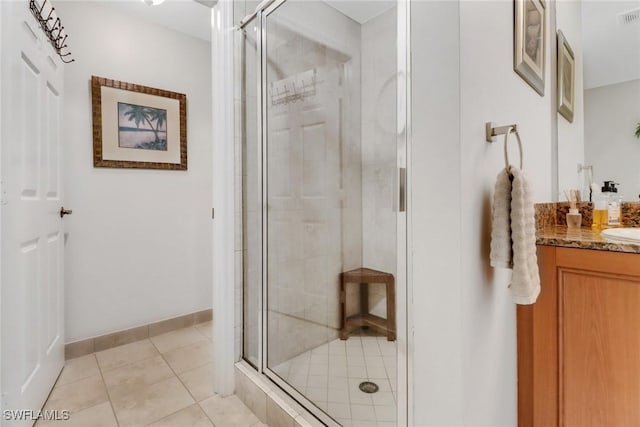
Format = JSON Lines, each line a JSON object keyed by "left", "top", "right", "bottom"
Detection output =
{"left": 361, "top": 8, "right": 398, "bottom": 318}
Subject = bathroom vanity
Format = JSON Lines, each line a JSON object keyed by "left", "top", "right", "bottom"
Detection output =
{"left": 517, "top": 227, "right": 640, "bottom": 427}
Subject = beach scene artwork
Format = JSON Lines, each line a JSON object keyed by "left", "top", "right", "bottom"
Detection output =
{"left": 117, "top": 102, "right": 168, "bottom": 151}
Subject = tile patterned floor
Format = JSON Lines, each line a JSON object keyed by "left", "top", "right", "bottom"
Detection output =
{"left": 37, "top": 322, "right": 265, "bottom": 427}
{"left": 272, "top": 336, "right": 397, "bottom": 427}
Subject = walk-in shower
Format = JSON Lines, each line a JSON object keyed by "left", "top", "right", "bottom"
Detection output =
{"left": 235, "top": 1, "right": 409, "bottom": 425}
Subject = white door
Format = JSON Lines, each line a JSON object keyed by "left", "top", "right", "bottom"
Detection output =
{"left": 266, "top": 65, "right": 344, "bottom": 364}
{"left": 1, "top": 2, "right": 65, "bottom": 425}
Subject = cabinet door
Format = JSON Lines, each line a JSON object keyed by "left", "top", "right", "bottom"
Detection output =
{"left": 561, "top": 268, "right": 640, "bottom": 427}
{"left": 518, "top": 246, "right": 640, "bottom": 427}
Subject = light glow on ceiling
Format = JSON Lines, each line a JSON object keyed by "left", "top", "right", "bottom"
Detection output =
{"left": 142, "top": 0, "right": 165, "bottom": 6}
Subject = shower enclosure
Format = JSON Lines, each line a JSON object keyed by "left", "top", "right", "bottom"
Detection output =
{"left": 235, "top": 1, "right": 409, "bottom": 425}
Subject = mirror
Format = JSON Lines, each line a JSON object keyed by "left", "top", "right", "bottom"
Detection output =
{"left": 555, "top": 0, "right": 640, "bottom": 202}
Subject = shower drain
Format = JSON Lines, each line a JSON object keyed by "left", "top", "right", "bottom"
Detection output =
{"left": 359, "top": 381, "right": 379, "bottom": 394}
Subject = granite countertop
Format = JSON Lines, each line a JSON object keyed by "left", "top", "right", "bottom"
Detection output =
{"left": 537, "top": 226, "right": 640, "bottom": 254}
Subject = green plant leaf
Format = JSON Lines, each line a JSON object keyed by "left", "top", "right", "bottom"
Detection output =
{"left": 636, "top": 122, "right": 640, "bottom": 139}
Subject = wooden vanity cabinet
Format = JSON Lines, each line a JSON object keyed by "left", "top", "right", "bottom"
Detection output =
{"left": 517, "top": 246, "right": 640, "bottom": 427}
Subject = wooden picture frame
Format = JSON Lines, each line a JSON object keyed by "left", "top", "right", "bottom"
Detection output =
{"left": 91, "top": 76, "right": 187, "bottom": 170}
{"left": 514, "top": 0, "right": 546, "bottom": 96}
{"left": 557, "top": 30, "right": 575, "bottom": 123}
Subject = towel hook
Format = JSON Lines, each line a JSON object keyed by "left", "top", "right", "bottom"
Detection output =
{"left": 503, "top": 126, "right": 523, "bottom": 170}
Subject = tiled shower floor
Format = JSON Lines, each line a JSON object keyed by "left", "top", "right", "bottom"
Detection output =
{"left": 272, "top": 335, "right": 397, "bottom": 427}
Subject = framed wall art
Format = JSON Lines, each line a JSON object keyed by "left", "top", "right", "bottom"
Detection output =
{"left": 557, "top": 30, "right": 575, "bottom": 122}
{"left": 514, "top": 0, "right": 546, "bottom": 96}
{"left": 91, "top": 76, "right": 187, "bottom": 170}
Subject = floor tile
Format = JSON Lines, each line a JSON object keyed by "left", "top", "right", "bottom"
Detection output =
{"left": 326, "top": 387, "right": 349, "bottom": 403}
{"left": 273, "top": 334, "right": 397, "bottom": 425}
{"left": 55, "top": 354, "right": 100, "bottom": 387}
{"left": 309, "top": 354, "right": 328, "bottom": 364}
{"left": 348, "top": 388, "right": 373, "bottom": 406}
{"left": 374, "top": 405, "right": 396, "bottom": 422}
{"left": 328, "top": 376, "right": 348, "bottom": 390}
{"left": 366, "top": 365, "right": 388, "bottom": 379}
{"left": 304, "top": 387, "right": 327, "bottom": 403}
{"left": 96, "top": 340, "right": 159, "bottom": 373}
{"left": 146, "top": 404, "right": 213, "bottom": 427}
{"left": 347, "top": 365, "right": 367, "bottom": 378}
{"left": 179, "top": 363, "right": 215, "bottom": 402}
{"left": 379, "top": 344, "right": 395, "bottom": 356}
{"left": 110, "top": 376, "right": 194, "bottom": 427}
{"left": 195, "top": 321, "right": 213, "bottom": 339}
{"left": 374, "top": 379, "right": 392, "bottom": 392}
{"left": 364, "top": 356, "right": 384, "bottom": 367}
{"left": 162, "top": 340, "right": 213, "bottom": 374}
{"left": 345, "top": 337, "right": 362, "bottom": 347}
{"left": 328, "top": 364, "right": 347, "bottom": 377}
{"left": 329, "top": 355, "right": 346, "bottom": 367}
{"left": 308, "top": 364, "right": 328, "bottom": 376}
{"left": 102, "top": 354, "right": 174, "bottom": 400}
{"left": 199, "top": 394, "right": 260, "bottom": 427}
{"left": 150, "top": 327, "right": 207, "bottom": 354}
{"left": 306, "top": 375, "right": 327, "bottom": 389}
{"left": 288, "top": 374, "right": 307, "bottom": 390}
{"left": 347, "top": 356, "right": 366, "bottom": 366}
{"left": 372, "top": 391, "right": 395, "bottom": 406}
{"left": 328, "top": 402, "right": 351, "bottom": 419}
{"left": 44, "top": 375, "right": 108, "bottom": 413}
{"left": 36, "top": 401, "right": 117, "bottom": 427}
{"left": 350, "top": 404, "right": 376, "bottom": 422}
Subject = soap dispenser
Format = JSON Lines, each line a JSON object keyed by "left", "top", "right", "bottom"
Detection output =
{"left": 591, "top": 183, "right": 607, "bottom": 231}
{"left": 602, "top": 181, "right": 621, "bottom": 227}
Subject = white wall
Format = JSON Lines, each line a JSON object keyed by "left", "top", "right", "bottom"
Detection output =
{"left": 585, "top": 79, "right": 640, "bottom": 201}
{"left": 459, "top": 1, "right": 553, "bottom": 424}
{"left": 556, "top": 0, "right": 585, "bottom": 195}
{"left": 57, "top": 1, "right": 213, "bottom": 342}
{"left": 412, "top": 1, "right": 555, "bottom": 425}
{"left": 411, "top": 2, "right": 463, "bottom": 425}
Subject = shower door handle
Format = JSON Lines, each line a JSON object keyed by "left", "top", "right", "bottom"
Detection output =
{"left": 398, "top": 167, "right": 406, "bottom": 213}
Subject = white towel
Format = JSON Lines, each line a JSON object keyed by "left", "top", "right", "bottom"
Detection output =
{"left": 490, "top": 169, "right": 513, "bottom": 268}
{"left": 490, "top": 166, "right": 540, "bottom": 305}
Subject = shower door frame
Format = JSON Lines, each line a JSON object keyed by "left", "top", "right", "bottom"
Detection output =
{"left": 241, "top": 1, "right": 412, "bottom": 425}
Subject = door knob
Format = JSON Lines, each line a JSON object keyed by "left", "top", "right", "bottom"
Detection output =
{"left": 60, "top": 207, "right": 73, "bottom": 218}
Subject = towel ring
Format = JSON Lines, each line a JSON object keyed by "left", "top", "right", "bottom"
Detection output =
{"left": 503, "top": 127, "right": 523, "bottom": 170}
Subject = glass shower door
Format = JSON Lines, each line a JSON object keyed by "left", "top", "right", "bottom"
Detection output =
{"left": 239, "top": 16, "right": 260, "bottom": 368}
{"left": 260, "top": 1, "right": 403, "bottom": 425}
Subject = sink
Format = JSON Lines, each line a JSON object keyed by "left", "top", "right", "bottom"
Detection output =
{"left": 601, "top": 228, "right": 640, "bottom": 243}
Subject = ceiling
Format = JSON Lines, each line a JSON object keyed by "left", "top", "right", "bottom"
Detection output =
{"left": 93, "top": 0, "right": 396, "bottom": 45}
{"left": 96, "top": 0, "right": 212, "bottom": 42}
{"left": 582, "top": 1, "right": 640, "bottom": 89}
{"left": 322, "top": 0, "right": 396, "bottom": 24}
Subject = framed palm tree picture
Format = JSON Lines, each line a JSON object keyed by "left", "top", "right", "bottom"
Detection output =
{"left": 91, "top": 76, "right": 187, "bottom": 170}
